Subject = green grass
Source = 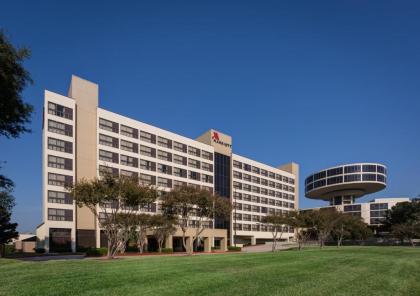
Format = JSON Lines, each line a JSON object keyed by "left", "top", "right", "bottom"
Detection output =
{"left": 1, "top": 246, "right": 420, "bottom": 296}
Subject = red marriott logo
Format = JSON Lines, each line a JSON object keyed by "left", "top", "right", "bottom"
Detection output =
{"left": 211, "top": 131, "right": 232, "bottom": 148}
{"left": 212, "top": 132, "right": 220, "bottom": 141}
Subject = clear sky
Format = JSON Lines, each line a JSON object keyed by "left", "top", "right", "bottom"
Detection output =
{"left": 1, "top": 1, "right": 419, "bottom": 232}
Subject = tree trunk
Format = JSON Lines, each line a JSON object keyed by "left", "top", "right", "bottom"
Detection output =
{"left": 158, "top": 240, "right": 163, "bottom": 253}
{"left": 0, "top": 244, "right": 4, "bottom": 258}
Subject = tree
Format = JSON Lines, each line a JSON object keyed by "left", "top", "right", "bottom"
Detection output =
{"left": 67, "top": 174, "right": 158, "bottom": 258}
{"left": 391, "top": 223, "right": 420, "bottom": 247}
{"left": 161, "top": 185, "right": 231, "bottom": 255}
{"left": 385, "top": 199, "right": 420, "bottom": 228}
{"left": 132, "top": 213, "right": 154, "bottom": 254}
{"left": 287, "top": 210, "right": 315, "bottom": 250}
{"left": 152, "top": 215, "right": 176, "bottom": 253}
{"left": 0, "top": 30, "right": 33, "bottom": 139}
{"left": 331, "top": 213, "right": 371, "bottom": 247}
{"left": 0, "top": 187, "right": 18, "bottom": 257}
{"left": 261, "top": 213, "right": 290, "bottom": 252}
{"left": 307, "top": 208, "right": 343, "bottom": 248}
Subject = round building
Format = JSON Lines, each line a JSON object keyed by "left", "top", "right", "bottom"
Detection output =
{"left": 305, "top": 163, "right": 387, "bottom": 205}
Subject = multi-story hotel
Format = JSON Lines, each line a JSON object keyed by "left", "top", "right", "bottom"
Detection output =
{"left": 36, "top": 75, "right": 299, "bottom": 252}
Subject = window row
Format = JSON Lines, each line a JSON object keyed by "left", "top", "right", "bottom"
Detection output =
{"left": 233, "top": 160, "right": 294, "bottom": 184}
{"left": 47, "top": 137, "right": 73, "bottom": 154}
{"left": 48, "top": 208, "right": 73, "bottom": 221}
{"left": 48, "top": 120, "right": 73, "bottom": 137}
{"left": 306, "top": 165, "right": 387, "bottom": 184}
{"left": 234, "top": 192, "right": 295, "bottom": 203}
{"left": 48, "top": 173, "right": 73, "bottom": 187}
{"left": 234, "top": 202, "right": 295, "bottom": 213}
{"left": 48, "top": 155, "right": 73, "bottom": 170}
{"left": 233, "top": 223, "right": 294, "bottom": 233}
{"left": 99, "top": 118, "right": 213, "bottom": 160}
{"left": 98, "top": 149, "right": 213, "bottom": 172}
{"left": 233, "top": 181, "right": 294, "bottom": 194}
{"left": 233, "top": 172, "right": 294, "bottom": 190}
{"left": 48, "top": 190, "right": 73, "bottom": 204}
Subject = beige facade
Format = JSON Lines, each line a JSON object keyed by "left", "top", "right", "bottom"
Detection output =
{"left": 37, "top": 75, "right": 298, "bottom": 252}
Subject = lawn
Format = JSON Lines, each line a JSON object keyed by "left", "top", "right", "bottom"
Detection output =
{"left": 1, "top": 246, "right": 420, "bottom": 296}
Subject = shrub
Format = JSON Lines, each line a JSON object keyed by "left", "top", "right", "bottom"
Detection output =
{"left": 125, "top": 246, "right": 139, "bottom": 252}
{"left": 227, "top": 246, "right": 241, "bottom": 252}
{"left": 85, "top": 248, "right": 107, "bottom": 257}
{"left": 34, "top": 247, "right": 46, "bottom": 254}
{"left": 161, "top": 248, "right": 173, "bottom": 253}
{"left": 5, "top": 245, "right": 15, "bottom": 255}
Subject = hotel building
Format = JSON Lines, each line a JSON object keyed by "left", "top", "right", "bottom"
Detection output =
{"left": 36, "top": 75, "right": 299, "bottom": 252}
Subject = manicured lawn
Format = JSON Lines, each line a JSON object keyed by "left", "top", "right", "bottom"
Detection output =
{"left": 1, "top": 247, "right": 420, "bottom": 296}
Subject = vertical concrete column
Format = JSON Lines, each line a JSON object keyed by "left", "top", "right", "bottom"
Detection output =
{"left": 204, "top": 236, "right": 212, "bottom": 253}
{"left": 165, "top": 235, "right": 173, "bottom": 249}
{"left": 251, "top": 236, "right": 256, "bottom": 245}
{"left": 220, "top": 237, "right": 228, "bottom": 251}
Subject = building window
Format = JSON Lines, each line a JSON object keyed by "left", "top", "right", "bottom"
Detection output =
{"left": 158, "top": 164, "right": 172, "bottom": 175}
{"left": 99, "top": 118, "right": 119, "bottom": 133}
{"left": 233, "top": 181, "right": 242, "bottom": 190}
{"left": 243, "top": 174, "right": 251, "bottom": 182}
{"left": 269, "top": 172, "right": 276, "bottom": 179}
{"left": 140, "top": 131, "right": 156, "bottom": 144}
{"left": 120, "top": 125, "right": 138, "bottom": 139}
{"left": 99, "top": 134, "right": 119, "bottom": 148}
{"left": 48, "top": 208, "right": 73, "bottom": 221}
{"left": 233, "top": 160, "right": 242, "bottom": 169}
{"left": 201, "top": 162, "right": 213, "bottom": 172}
{"left": 362, "top": 165, "right": 377, "bottom": 172}
{"left": 120, "top": 170, "right": 138, "bottom": 179}
{"left": 157, "top": 136, "right": 172, "bottom": 149}
{"left": 201, "top": 174, "right": 213, "bottom": 184}
{"left": 48, "top": 155, "right": 72, "bottom": 170}
{"left": 158, "top": 177, "right": 172, "bottom": 188}
{"left": 120, "top": 155, "right": 138, "bottom": 168}
{"left": 140, "top": 145, "right": 156, "bottom": 158}
{"left": 370, "top": 203, "right": 388, "bottom": 210}
{"left": 140, "top": 174, "right": 156, "bottom": 186}
{"left": 48, "top": 190, "right": 72, "bottom": 204}
{"left": 362, "top": 174, "right": 377, "bottom": 181}
{"left": 173, "top": 141, "right": 187, "bottom": 153}
{"left": 233, "top": 171, "right": 242, "bottom": 179}
{"left": 201, "top": 151, "right": 213, "bottom": 161}
{"left": 48, "top": 102, "right": 73, "bottom": 120}
{"left": 48, "top": 120, "right": 73, "bottom": 137}
{"left": 99, "top": 150, "right": 119, "bottom": 163}
{"left": 252, "top": 176, "right": 260, "bottom": 184}
{"left": 99, "top": 165, "right": 119, "bottom": 177}
{"left": 48, "top": 173, "right": 72, "bottom": 186}
{"left": 189, "top": 171, "right": 200, "bottom": 181}
{"left": 188, "top": 158, "right": 200, "bottom": 169}
{"left": 157, "top": 150, "right": 172, "bottom": 162}
{"left": 252, "top": 166, "right": 260, "bottom": 174}
{"left": 173, "top": 154, "right": 187, "bottom": 166}
{"left": 344, "top": 165, "right": 361, "bottom": 174}
{"left": 188, "top": 146, "right": 200, "bottom": 157}
{"left": 120, "top": 139, "right": 138, "bottom": 153}
{"left": 327, "top": 176, "right": 343, "bottom": 185}
{"left": 243, "top": 164, "right": 251, "bottom": 172}
{"left": 173, "top": 167, "right": 187, "bottom": 178}
{"left": 260, "top": 169, "right": 268, "bottom": 176}
{"left": 48, "top": 137, "right": 73, "bottom": 153}
{"left": 140, "top": 160, "right": 156, "bottom": 171}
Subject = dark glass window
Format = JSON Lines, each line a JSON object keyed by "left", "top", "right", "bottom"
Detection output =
{"left": 306, "top": 175, "right": 313, "bottom": 184}
{"left": 214, "top": 153, "right": 231, "bottom": 230}
{"left": 48, "top": 155, "right": 72, "bottom": 170}
{"left": 313, "top": 179, "right": 326, "bottom": 189}
{"left": 48, "top": 208, "right": 73, "bottom": 221}
{"left": 327, "top": 167, "right": 343, "bottom": 177}
{"left": 48, "top": 190, "right": 73, "bottom": 204}
{"left": 362, "top": 174, "right": 376, "bottom": 181}
{"left": 377, "top": 174, "right": 385, "bottom": 182}
{"left": 344, "top": 165, "right": 361, "bottom": 174}
{"left": 120, "top": 125, "right": 138, "bottom": 139}
{"left": 344, "top": 204, "right": 361, "bottom": 212}
{"left": 313, "top": 171, "right": 326, "bottom": 181}
{"left": 99, "top": 134, "right": 119, "bottom": 148}
{"left": 344, "top": 174, "right": 361, "bottom": 182}
{"left": 377, "top": 166, "right": 386, "bottom": 174}
{"left": 370, "top": 203, "right": 388, "bottom": 210}
{"left": 327, "top": 176, "right": 343, "bottom": 185}
{"left": 99, "top": 118, "right": 119, "bottom": 133}
{"left": 363, "top": 165, "right": 377, "bottom": 172}
{"left": 48, "top": 102, "right": 73, "bottom": 120}
{"left": 48, "top": 120, "right": 73, "bottom": 137}
{"left": 48, "top": 137, "right": 73, "bottom": 154}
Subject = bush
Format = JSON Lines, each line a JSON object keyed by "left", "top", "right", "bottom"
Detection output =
{"left": 227, "top": 246, "right": 241, "bottom": 252}
{"left": 161, "top": 248, "right": 173, "bottom": 253}
{"left": 85, "top": 248, "right": 108, "bottom": 257}
{"left": 125, "top": 246, "right": 139, "bottom": 252}
{"left": 5, "top": 245, "right": 15, "bottom": 255}
{"left": 34, "top": 247, "right": 46, "bottom": 254}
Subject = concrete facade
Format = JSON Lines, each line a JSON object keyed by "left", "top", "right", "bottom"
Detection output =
{"left": 36, "top": 75, "right": 299, "bottom": 252}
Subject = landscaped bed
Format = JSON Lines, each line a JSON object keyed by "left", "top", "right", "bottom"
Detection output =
{"left": 1, "top": 246, "right": 419, "bottom": 296}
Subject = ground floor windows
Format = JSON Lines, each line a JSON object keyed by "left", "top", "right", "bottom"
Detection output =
{"left": 49, "top": 228, "right": 72, "bottom": 252}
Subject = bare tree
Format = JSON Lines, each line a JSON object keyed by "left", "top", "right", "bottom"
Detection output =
{"left": 67, "top": 173, "right": 157, "bottom": 258}
{"left": 161, "top": 185, "right": 231, "bottom": 255}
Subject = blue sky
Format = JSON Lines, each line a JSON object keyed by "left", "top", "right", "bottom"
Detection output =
{"left": 1, "top": 1, "right": 419, "bottom": 232}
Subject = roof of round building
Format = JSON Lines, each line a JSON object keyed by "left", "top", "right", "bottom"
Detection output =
{"left": 305, "top": 163, "right": 387, "bottom": 201}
